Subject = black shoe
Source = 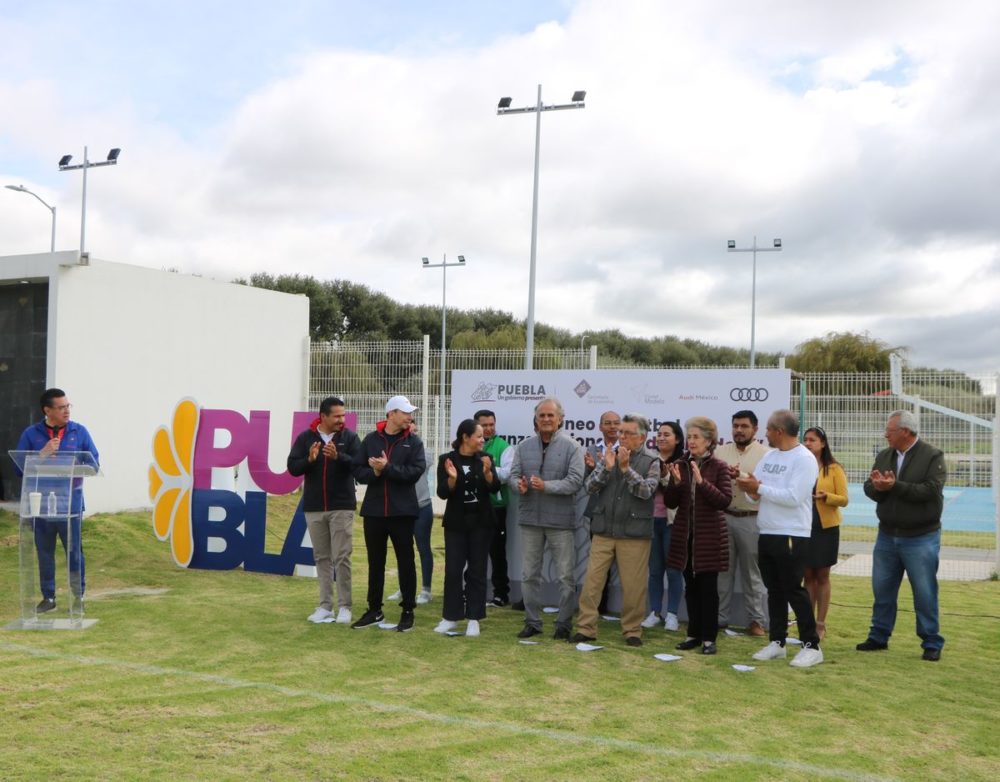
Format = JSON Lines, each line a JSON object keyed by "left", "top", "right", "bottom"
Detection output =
{"left": 676, "top": 638, "right": 700, "bottom": 651}
{"left": 511, "top": 600, "right": 525, "bottom": 611}
{"left": 571, "top": 632, "right": 597, "bottom": 643}
{"left": 922, "top": 648, "right": 941, "bottom": 661}
{"left": 626, "top": 636, "right": 643, "bottom": 648}
{"left": 856, "top": 638, "right": 889, "bottom": 652}
{"left": 36, "top": 598, "right": 56, "bottom": 614}
{"left": 396, "top": 610, "right": 414, "bottom": 632}
{"left": 490, "top": 596, "right": 509, "bottom": 608}
{"left": 700, "top": 642, "right": 717, "bottom": 655}
{"left": 350, "top": 609, "right": 384, "bottom": 629}
{"left": 517, "top": 625, "right": 542, "bottom": 639}
{"left": 553, "top": 626, "right": 571, "bottom": 641}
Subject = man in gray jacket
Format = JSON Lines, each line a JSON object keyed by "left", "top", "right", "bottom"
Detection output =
{"left": 509, "top": 397, "right": 585, "bottom": 640}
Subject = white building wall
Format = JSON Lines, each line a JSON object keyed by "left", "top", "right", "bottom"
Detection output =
{"left": 43, "top": 257, "right": 308, "bottom": 512}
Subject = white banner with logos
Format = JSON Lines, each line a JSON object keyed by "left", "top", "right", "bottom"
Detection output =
{"left": 449, "top": 368, "right": 790, "bottom": 619}
{"left": 451, "top": 369, "right": 790, "bottom": 449}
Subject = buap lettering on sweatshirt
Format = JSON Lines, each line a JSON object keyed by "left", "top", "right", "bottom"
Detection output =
{"left": 761, "top": 463, "right": 787, "bottom": 475}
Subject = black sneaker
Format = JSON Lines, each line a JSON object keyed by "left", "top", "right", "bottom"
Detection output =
{"left": 553, "top": 626, "right": 571, "bottom": 641}
{"left": 490, "top": 596, "right": 509, "bottom": 608}
{"left": 626, "top": 636, "right": 643, "bottom": 648}
{"left": 351, "top": 609, "right": 384, "bottom": 629}
{"left": 36, "top": 598, "right": 56, "bottom": 614}
{"left": 856, "top": 638, "right": 888, "bottom": 652}
{"left": 396, "top": 610, "right": 414, "bottom": 632}
{"left": 517, "top": 625, "right": 542, "bottom": 639}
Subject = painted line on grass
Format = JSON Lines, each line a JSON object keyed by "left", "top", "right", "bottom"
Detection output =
{"left": 1, "top": 641, "right": 893, "bottom": 781}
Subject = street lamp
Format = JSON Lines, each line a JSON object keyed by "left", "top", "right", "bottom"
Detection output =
{"left": 421, "top": 253, "right": 466, "bottom": 459}
{"left": 58, "top": 146, "right": 121, "bottom": 255}
{"left": 5, "top": 185, "right": 56, "bottom": 253}
{"left": 727, "top": 236, "right": 783, "bottom": 369}
{"left": 498, "top": 85, "right": 586, "bottom": 370}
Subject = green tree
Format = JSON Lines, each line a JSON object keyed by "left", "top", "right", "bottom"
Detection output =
{"left": 787, "top": 331, "right": 901, "bottom": 373}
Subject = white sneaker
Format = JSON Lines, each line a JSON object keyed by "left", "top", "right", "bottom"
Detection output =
{"left": 790, "top": 643, "right": 824, "bottom": 668}
{"left": 640, "top": 611, "right": 661, "bottom": 629}
{"left": 664, "top": 613, "right": 679, "bottom": 632}
{"left": 335, "top": 607, "right": 352, "bottom": 624}
{"left": 416, "top": 589, "right": 432, "bottom": 605}
{"left": 307, "top": 607, "right": 334, "bottom": 623}
{"left": 434, "top": 619, "right": 457, "bottom": 634}
{"left": 466, "top": 619, "right": 480, "bottom": 637}
{"left": 387, "top": 590, "right": 402, "bottom": 601}
{"left": 752, "top": 641, "right": 787, "bottom": 661}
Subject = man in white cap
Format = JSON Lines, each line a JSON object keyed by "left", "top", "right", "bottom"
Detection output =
{"left": 351, "top": 395, "right": 426, "bottom": 632}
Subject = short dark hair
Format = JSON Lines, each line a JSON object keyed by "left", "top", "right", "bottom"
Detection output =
{"left": 40, "top": 388, "right": 66, "bottom": 412}
{"left": 319, "top": 396, "right": 345, "bottom": 415}
{"left": 732, "top": 409, "right": 758, "bottom": 426}
{"left": 473, "top": 409, "right": 496, "bottom": 422}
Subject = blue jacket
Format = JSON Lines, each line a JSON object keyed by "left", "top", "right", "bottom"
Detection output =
{"left": 15, "top": 420, "right": 100, "bottom": 516}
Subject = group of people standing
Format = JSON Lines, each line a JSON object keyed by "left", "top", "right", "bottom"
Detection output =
{"left": 287, "top": 392, "right": 948, "bottom": 666}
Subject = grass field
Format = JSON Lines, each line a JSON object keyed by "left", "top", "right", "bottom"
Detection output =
{"left": 1, "top": 503, "right": 998, "bottom": 781}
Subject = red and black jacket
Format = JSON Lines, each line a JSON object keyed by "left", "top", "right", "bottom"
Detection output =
{"left": 286, "top": 419, "right": 361, "bottom": 512}
{"left": 352, "top": 421, "right": 426, "bottom": 518}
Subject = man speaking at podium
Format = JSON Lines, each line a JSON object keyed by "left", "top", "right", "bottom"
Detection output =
{"left": 16, "top": 388, "right": 100, "bottom": 614}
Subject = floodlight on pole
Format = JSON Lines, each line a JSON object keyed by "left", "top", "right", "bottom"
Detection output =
{"left": 5, "top": 184, "right": 57, "bottom": 253}
{"left": 58, "top": 146, "right": 122, "bottom": 255}
{"left": 727, "top": 236, "right": 783, "bottom": 369}
{"left": 421, "top": 253, "right": 467, "bottom": 460}
{"left": 497, "top": 85, "right": 586, "bottom": 370}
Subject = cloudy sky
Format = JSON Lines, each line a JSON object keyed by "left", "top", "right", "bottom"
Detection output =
{"left": 1, "top": 0, "right": 998, "bottom": 373}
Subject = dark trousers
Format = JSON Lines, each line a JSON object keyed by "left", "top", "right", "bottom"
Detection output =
{"left": 363, "top": 516, "right": 416, "bottom": 611}
{"left": 414, "top": 504, "right": 434, "bottom": 590}
{"left": 35, "top": 517, "right": 85, "bottom": 599}
{"left": 444, "top": 525, "right": 493, "bottom": 621}
{"left": 682, "top": 568, "right": 719, "bottom": 643}
{"left": 489, "top": 507, "right": 510, "bottom": 599}
{"left": 758, "top": 533, "right": 820, "bottom": 647}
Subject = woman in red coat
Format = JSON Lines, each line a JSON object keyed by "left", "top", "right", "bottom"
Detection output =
{"left": 663, "top": 416, "right": 732, "bottom": 655}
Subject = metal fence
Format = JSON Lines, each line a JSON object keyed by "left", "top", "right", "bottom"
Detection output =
{"left": 310, "top": 339, "right": 998, "bottom": 575}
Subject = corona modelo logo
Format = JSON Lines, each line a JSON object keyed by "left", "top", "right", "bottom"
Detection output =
{"left": 149, "top": 399, "right": 354, "bottom": 575}
{"left": 729, "top": 387, "right": 769, "bottom": 402}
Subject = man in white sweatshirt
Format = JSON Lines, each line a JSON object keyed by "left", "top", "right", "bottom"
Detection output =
{"left": 736, "top": 409, "right": 823, "bottom": 668}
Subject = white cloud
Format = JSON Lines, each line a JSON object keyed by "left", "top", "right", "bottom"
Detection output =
{"left": 1, "top": 0, "right": 999, "bottom": 372}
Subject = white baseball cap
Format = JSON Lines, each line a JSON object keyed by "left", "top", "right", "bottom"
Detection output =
{"left": 385, "top": 395, "right": 418, "bottom": 414}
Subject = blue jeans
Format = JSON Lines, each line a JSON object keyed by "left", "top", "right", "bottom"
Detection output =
{"left": 414, "top": 503, "right": 434, "bottom": 590}
{"left": 648, "top": 518, "right": 683, "bottom": 615}
{"left": 869, "top": 529, "right": 944, "bottom": 651}
{"left": 35, "top": 517, "right": 85, "bottom": 599}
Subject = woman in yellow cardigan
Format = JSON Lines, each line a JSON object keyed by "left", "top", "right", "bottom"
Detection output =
{"left": 803, "top": 427, "right": 848, "bottom": 640}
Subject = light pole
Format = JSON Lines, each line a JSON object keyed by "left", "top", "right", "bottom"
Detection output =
{"left": 422, "top": 253, "right": 466, "bottom": 460}
{"left": 727, "top": 236, "right": 782, "bottom": 368}
{"left": 5, "top": 185, "right": 56, "bottom": 252}
{"left": 58, "top": 146, "right": 121, "bottom": 255}
{"left": 498, "top": 86, "right": 586, "bottom": 370}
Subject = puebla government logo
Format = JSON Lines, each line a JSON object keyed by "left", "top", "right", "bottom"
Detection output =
{"left": 149, "top": 399, "right": 349, "bottom": 575}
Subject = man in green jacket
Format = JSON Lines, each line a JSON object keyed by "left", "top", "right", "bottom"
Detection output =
{"left": 858, "top": 410, "right": 946, "bottom": 661}
{"left": 476, "top": 409, "right": 513, "bottom": 606}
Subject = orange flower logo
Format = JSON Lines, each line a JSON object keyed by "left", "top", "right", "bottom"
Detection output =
{"left": 149, "top": 399, "right": 199, "bottom": 567}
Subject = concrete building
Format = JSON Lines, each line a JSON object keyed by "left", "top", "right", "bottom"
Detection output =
{"left": 1, "top": 251, "right": 309, "bottom": 512}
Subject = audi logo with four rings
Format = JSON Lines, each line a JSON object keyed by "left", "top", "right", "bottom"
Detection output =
{"left": 730, "top": 387, "right": 769, "bottom": 401}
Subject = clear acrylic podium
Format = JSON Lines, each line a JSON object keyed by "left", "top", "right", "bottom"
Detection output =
{"left": 7, "top": 450, "right": 101, "bottom": 630}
